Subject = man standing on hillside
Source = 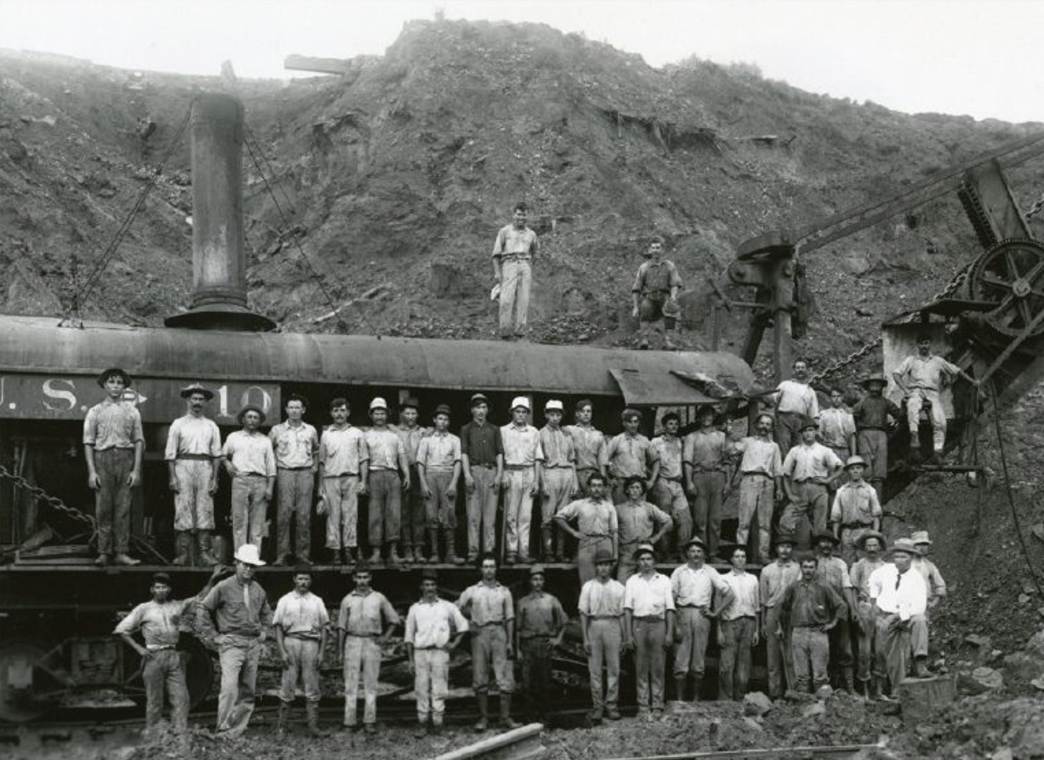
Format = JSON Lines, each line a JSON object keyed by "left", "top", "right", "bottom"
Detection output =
{"left": 579, "top": 549, "right": 625, "bottom": 724}
{"left": 555, "top": 473, "right": 619, "bottom": 583}
{"left": 166, "top": 383, "right": 223, "bottom": 567}
{"left": 852, "top": 375, "right": 901, "bottom": 501}
{"left": 760, "top": 534, "right": 800, "bottom": 700}
{"left": 892, "top": 333, "right": 979, "bottom": 458}
{"left": 269, "top": 394, "right": 319, "bottom": 566}
{"left": 781, "top": 556, "right": 846, "bottom": 694}
{"left": 492, "top": 202, "right": 540, "bottom": 340}
{"left": 781, "top": 419, "right": 843, "bottom": 550}
{"left": 829, "top": 456, "right": 882, "bottom": 566}
{"left": 631, "top": 235, "right": 683, "bottom": 350}
{"left": 771, "top": 359, "right": 819, "bottom": 455}
{"left": 849, "top": 532, "right": 887, "bottom": 699}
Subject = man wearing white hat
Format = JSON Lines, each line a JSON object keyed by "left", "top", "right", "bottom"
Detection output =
{"left": 364, "top": 397, "right": 410, "bottom": 567}
{"left": 500, "top": 397, "right": 544, "bottom": 564}
{"left": 200, "top": 544, "right": 272, "bottom": 738}
{"left": 868, "top": 538, "right": 929, "bottom": 694}
{"left": 829, "top": 456, "right": 882, "bottom": 566}
{"left": 910, "top": 531, "right": 947, "bottom": 607}
{"left": 538, "top": 400, "right": 578, "bottom": 562}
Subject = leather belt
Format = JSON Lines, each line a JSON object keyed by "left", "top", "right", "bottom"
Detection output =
{"left": 177, "top": 453, "right": 212, "bottom": 461}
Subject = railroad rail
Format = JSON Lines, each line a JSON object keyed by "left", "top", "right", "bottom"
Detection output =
{"left": 598, "top": 744, "right": 884, "bottom": 760}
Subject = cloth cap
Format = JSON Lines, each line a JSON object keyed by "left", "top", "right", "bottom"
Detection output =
{"left": 510, "top": 396, "right": 530, "bottom": 411}
{"left": 401, "top": 397, "right": 420, "bottom": 410}
{"left": 799, "top": 416, "right": 818, "bottom": 431}
{"left": 910, "top": 530, "right": 932, "bottom": 545}
{"left": 860, "top": 375, "right": 887, "bottom": 389}
{"left": 633, "top": 543, "right": 656, "bottom": 560}
{"left": 470, "top": 393, "right": 490, "bottom": 408}
{"left": 236, "top": 404, "right": 267, "bottom": 425}
{"left": 354, "top": 560, "right": 372, "bottom": 574}
{"left": 855, "top": 531, "right": 886, "bottom": 550}
{"left": 420, "top": 568, "right": 439, "bottom": 582}
{"left": 180, "top": 382, "right": 214, "bottom": 400}
{"left": 544, "top": 400, "right": 564, "bottom": 412}
{"left": 234, "top": 544, "right": 266, "bottom": 566}
{"left": 889, "top": 538, "right": 919, "bottom": 557}
{"left": 369, "top": 397, "right": 388, "bottom": 412}
{"left": 434, "top": 404, "right": 452, "bottom": 418}
{"left": 529, "top": 564, "right": 546, "bottom": 577}
{"left": 292, "top": 563, "right": 313, "bottom": 575}
{"left": 844, "top": 455, "right": 868, "bottom": 469}
{"left": 97, "top": 367, "right": 132, "bottom": 388}
{"left": 593, "top": 549, "right": 615, "bottom": 565}
{"left": 814, "top": 531, "right": 840, "bottom": 545}
{"left": 683, "top": 536, "right": 706, "bottom": 551}
{"left": 775, "top": 532, "right": 798, "bottom": 546}
{"left": 151, "top": 572, "right": 171, "bottom": 585}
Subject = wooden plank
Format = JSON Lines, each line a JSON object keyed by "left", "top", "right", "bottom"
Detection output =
{"left": 896, "top": 674, "right": 956, "bottom": 724}
{"left": 599, "top": 745, "right": 881, "bottom": 760}
{"left": 433, "top": 723, "right": 544, "bottom": 760}
{"left": 284, "top": 54, "right": 352, "bottom": 75}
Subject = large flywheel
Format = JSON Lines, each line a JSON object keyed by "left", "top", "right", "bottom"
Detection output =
{"left": 969, "top": 238, "right": 1044, "bottom": 337}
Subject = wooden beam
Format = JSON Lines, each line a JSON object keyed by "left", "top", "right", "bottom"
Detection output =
{"left": 284, "top": 54, "right": 352, "bottom": 75}
{"left": 433, "top": 723, "right": 545, "bottom": 760}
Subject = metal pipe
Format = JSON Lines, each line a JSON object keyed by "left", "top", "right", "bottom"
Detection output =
{"left": 165, "top": 93, "right": 274, "bottom": 331}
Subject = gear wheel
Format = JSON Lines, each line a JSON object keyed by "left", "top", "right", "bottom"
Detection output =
{"left": 969, "top": 238, "right": 1044, "bottom": 337}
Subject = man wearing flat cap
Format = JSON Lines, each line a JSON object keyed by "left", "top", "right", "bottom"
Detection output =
{"left": 406, "top": 568, "right": 469, "bottom": 736}
{"left": 578, "top": 549, "right": 625, "bottom": 723}
{"left": 84, "top": 368, "right": 144, "bottom": 566}
{"left": 165, "top": 383, "right": 222, "bottom": 566}
{"left": 500, "top": 397, "right": 544, "bottom": 564}
{"left": 115, "top": 565, "right": 223, "bottom": 732}
{"left": 516, "top": 564, "right": 566, "bottom": 723}
{"left": 868, "top": 538, "right": 929, "bottom": 695}
{"left": 461, "top": 393, "right": 505, "bottom": 561}
{"left": 538, "top": 400, "right": 578, "bottom": 562}
{"left": 364, "top": 397, "right": 410, "bottom": 567}
{"left": 417, "top": 404, "right": 462, "bottom": 563}
{"left": 222, "top": 405, "right": 276, "bottom": 553}
{"left": 607, "top": 408, "right": 659, "bottom": 505}
{"left": 623, "top": 543, "right": 675, "bottom": 718}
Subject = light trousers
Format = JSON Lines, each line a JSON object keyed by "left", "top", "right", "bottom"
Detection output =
{"left": 498, "top": 258, "right": 532, "bottom": 336}
{"left": 673, "top": 607, "right": 711, "bottom": 678}
{"left": 737, "top": 475, "right": 775, "bottom": 563}
{"left": 343, "top": 636, "right": 381, "bottom": 726}
{"left": 143, "top": 649, "right": 189, "bottom": 730}
{"left": 276, "top": 469, "right": 313, "bottom": 560}
{"left": 503, "top": 469, "right": 535, "bottom": 558}
{"left": 633, "top": 618, "right": 667, "bottom": 711}
{"left": 280, "top": 637, "right": 321, "bottom": 703}
{"left": 466, "top": 466, "right": 499, "bottom": 555}
{"left": 414, "top": 648, "right": 450, "bottom": 724}
{"left": 322, "top": 474, "right": 359, "bottom": 549}
{"left": 231, "top": 474, "right": 268, "bottom": 552}
{"left": 173, "top": 459, "right": 215, "bottom": 531}
{"left": 216, "top": 638, "right": 260, "bottom": 737}
{"left": 586, "top": 618, "right": 622, "bottom": 711}
{"left": 718, "top": 617, "right": 756, "bottom": 701}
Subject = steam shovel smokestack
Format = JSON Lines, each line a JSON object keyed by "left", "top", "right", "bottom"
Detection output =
{"left": 165, "top": 93, "right": 275, "bottom": 331}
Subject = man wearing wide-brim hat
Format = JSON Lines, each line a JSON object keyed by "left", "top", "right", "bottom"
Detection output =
{"left": 781, "top": 417, "right": 844, "bottom": 551}
{"left": 867, "top": 538, "right": 930, "bottom": 694}
{"left": 222, "top": 405, "right": 276, "bottom": 553}
{"left": 828, "top": 455, "right": 882, "bottom": 566}
{"left": 849, "top": 531, "right": 887, "bottom": 698}
{"left": 165, "top": 383, "right": 222, "bottom": 566}
{"left": 623, "top": 543, "right": 675, "bottom": 718}
{"left": 500, "top": 396, "right": 544, "bottom": 564}
{"left": 84, "top": 367, "right": 144, "bottom": 566}
{"left": 910, "top": 530, "right": 947, "bottom": 606}
{"left": 578, "top": 548, "right": 625, "bottom": 723}
{"left": 200, "top": 544, "right": 273, "bottom": 737}
{"left": 851, "top": 375, "right": 901, "bottom": 501}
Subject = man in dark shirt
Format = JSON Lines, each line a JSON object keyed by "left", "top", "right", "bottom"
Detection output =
{"left": 780, "top": 557, "right": 846, "bottom": 694}
{"left": 460, "top": 393, "right": 505, "bottom": 561}
{"left": 852, "top": 375, "right": 901, "bottom": 501}
{"left": 516, "top": 564, "right": 566, "bottom": 723}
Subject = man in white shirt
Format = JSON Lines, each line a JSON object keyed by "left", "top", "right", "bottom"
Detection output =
{"left": 405, "top": 568, "right": 469, "bottom": 736}
{"left": 772, "top": 359, "right": 819, "bottom": 454}
{"left": 416, "top": 405, "right": 462, "bottom": 564}
{"left": 718, "top": 546, "right": 760, "bottom": 701}
{"left": 781, "top": 419, "right": 843, "bottom": 550}
{"left": 273, "top": 566, "right": 329, "bottom": 737}
{"left": 669, "top": 536, "right": 733, "bottom": 702}
{"left": 579, "top": 549, "right": 625, "bottom": 723}
{"left": 364, "top": 397, "right": 410, "bottom": 567}
{"left": 868, "top": 538, "right": 929, "bottom": 696}
{"left": 730, "top": 413, "right": 783, "bottom": 565}
{"left": 492, "top": 202, "right": 540, "bottom": 339}
{"left": 624, "top": 544, "right": 675, "bottom": 718}
{"left": 269, "top": 394, "right": 319, "bottom": 566}
{"left": 500, "top": 397, "right": 544, "bottom": 564}
{"left": 317, "top": 398, "right": 369, "bottom": 565}
{"left": 538, "top": 400, "right": 578, "bottom": 562}
{"left": 222, "top": 405, "right": 276, "bottom": 553}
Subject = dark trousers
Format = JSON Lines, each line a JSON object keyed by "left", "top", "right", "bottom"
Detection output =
{"left": 402, "top": 464, "right": 426, "bottom": 549}
{"left": 276, "top": 468, "right": 313, "bottom": 560}
{"left": 94, "top": 448, "right": 134, "bottom": 554}
{"left": 520, "top": 637, "right": 553, "bottom": 717}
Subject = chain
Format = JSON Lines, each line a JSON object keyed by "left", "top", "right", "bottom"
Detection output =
{"left": 809, "top": 261, "right": 973, "bottom": 385}
{"left": 1026, "top": 189, "right": 1044, "bottom": 219}
{"left": 0, "top": 463, "right": 96, "bottom": 528}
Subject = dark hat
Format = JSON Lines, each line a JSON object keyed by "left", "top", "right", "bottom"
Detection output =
{"left": 180, "top": 382, "right": 214, "bottom": 401}
{"left": 814, "top": 531, "right": 840, "bottom": 545}
{"left": 470, "top": 393, "right": 490, "bottom": 408}
{"left": 855, "top": 531, "right": 886, "bottom": 551}
{"left": 353, "top": 560, "right": 372, "bottom": 574}
{"left": 633, "top": 543, "right": 656, "bottom": 560}
{"left": 775, "top": 532, "right": 797, "bottom": 547}
{"left": 434, "top": 404, "right": 452, "bottom": 418}
{"left": 420, "top": 568, "right": 439, "bottom": 582}
{"left": 151, "top": 572, "right": 171, "bottom": 585}
{"left": 292, "top": 563, "right": 313, "bottom": 575}
{"left": 97, "top": 367, "right": 132, "bottom": 388}
{"left": 623, "top": 475, "right": 647, "bottom": 493}
{"left": 401, "top": 397, "right": 420, "bottom": 410}
{"left": 860, "top": 375, "right": 888, "bottom": 389}
{"left": 236, "top": 404, "right": 267, "bottom": 425}
{"left": 799, "top": 416, "right": 818, "bottom": 431}
{"left": 529, "top": 564, "right": 546, "bottom": 577}
{"left": 593, "top": 549, "right": 615, "bottom": 565}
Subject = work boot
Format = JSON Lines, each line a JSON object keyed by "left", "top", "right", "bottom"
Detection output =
{"left": 306, "top": 701, "right": 327, "bottom": 737}
{"left": 606, "top": 706, "right": 621, "bottom": 721}
{"left": 113, "top": 553, "right": 140, "bottom": 566}
{"left": 499, "top": 694, "right": 521, "bottom": 730}
{"left": 414, "top": 720, "right": 429, "bottom": 738}
{"left": 431, "top": 720, "right": 443, "bottom": 736}
{"left": 691, "top": 676, "right": 703, "bottom": 702}
{"left": 505, "top": 553, "right": 517, "bottom": 566}
{"left": 276, "top": 701, "right": 290, "bottom": 737}
{"left": 444, "top": 529, "right": 464, "bottom": 565}
{"left": 343, "top": 547, "right": 355, "bottom": 566}
{"left": 589, "top": 707, "right": 603, "bottom": 725}
{"left": 403, "top": 545, "right": 416, "bottom": 564}
{"left": 171, "top": 531, "right": 191, "bottom": 566}
{"left": 474, "top": 694, "right": 490, "bottom": 732}
{"left": 541, "top": 527, "right": 554, "bottom": 561}
{"left": 869, "top": 676, "right": 885, "bottom": 701}
{"left": 914, "top": 657, "right": 931, "bottom": 679}
{"left": 368, "top": 548, "right": 382, "bottom": 566}
{"left": 427, "top": 529, "right": 442, "bottom": 564}
{"left": 673, "top": 675, "right": 687, "bottom": 702}
{"left": 664, "top": 333, "right": 677, "bottom": 351}
{"left": 387, "top": 542, "right": 402, "bottom": 569}
{"left": 638, "top": 339, "right": 650, "bottom": 350}
{"left": 95, "top": 553, "right": 110, "bottom": 566}
{"left": 198, "top": 531, "right": 218, "bottom": 566}
{"left": 842, "top": 669, "right": 856, "bottom": 694}
{"left": 273, "top": 554, "right": 290, "bottom": 567}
